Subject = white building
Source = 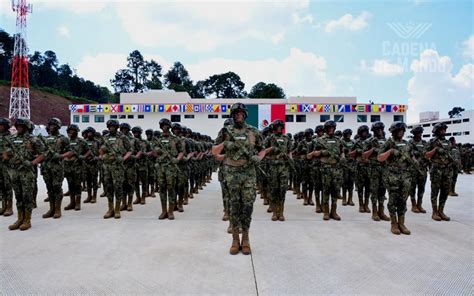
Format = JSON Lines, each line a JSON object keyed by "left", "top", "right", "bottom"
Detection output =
{"left": 69, "top": 90, "right": 407, "bottom": 137}
{"left": 408, "top": 110, "right": 473, "bottom": 143}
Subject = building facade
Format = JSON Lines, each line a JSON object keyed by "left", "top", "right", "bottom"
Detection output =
{"left": 69, "top": 90, "right": 407, "bottom": 137}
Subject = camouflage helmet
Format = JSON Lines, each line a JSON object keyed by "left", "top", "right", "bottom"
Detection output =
{"left": 324, "top": 120, "right": 337, "bottom": 131}
{"left": 67, "top": 124, "right": 80, "bottom": 132}
{"left": 371, "top": 121, "right": 385, "bottom": 131}
{"left": 223, "top": 118, "right": 234, "bottom": 127}
{"left": 286, "top": 132, "right": 293, "bottom": 140}
{"left": 432, "top": 122, "right": 448, "bottom": 135}
{"left": 131, "top": 126, "right": 143, "bottom": 134}
{"left": 410, "top": 126, "right": 424, "bottom": 135}
{"left": 335, "top": 130, "right": 343, "bottom": 138}
{"left": 262, "top": 126, "right": 272, "bottom": 135}
{"left": 102, "top": 129, "right": 109, "bottom": 136}
{"left": 153, "top": 130, "right": 162, "bottom": 137}
{"left": 343, "top": 128, "right": 353, "bottom": 135}
{"left": 0, "top": 117, "right": 11, "bottom": 128}
{"left": 119, "top": 122, "right": 131, "bottom": 130}
{"left": 304, "top": 128, "right": 314, "bottom": 136}
{"left": 171, "top": 123, "right": 182, "bottom": 131}
{"left": 159, "top": 118, "right": 172, "bottom": 129}
{"left": 389, "top": 122, "right": 407, "bottom": 133}
{"left": 48, "top": 117, "right": 62, "bottom": 128}
{"left": 230, "top": 103, "right": 248, "bottom": 119}
{"left": 14, "top": 117, "right": 31, "bottom": 130}
{"left": 357, "top": 125, "right": 369, "bottom": 135}
{"left": 315, "top": 125, "right": 324, "bottom": 133}
{"left": 145, "top": 129, "right": 153, "bottom": 135}
{"left": 272, "top": 119, "right": 285, "bottom": 130}
{"left": 85, "top": 126, "right": 96, "bottom": 134}
{"left": 106, "top": 119, "right": 119, "bottom": 128}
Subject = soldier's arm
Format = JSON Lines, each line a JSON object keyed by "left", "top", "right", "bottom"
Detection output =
{"left": 377, "top": 141, "right": 392, "bottom": 162}
{"left": 122, "top": 136, "right": 133, "bottom": 161}
{"left": 425, "top": 142, "right": 438, "bottom": 159}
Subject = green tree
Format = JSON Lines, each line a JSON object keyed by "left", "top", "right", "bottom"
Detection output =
{"left": 248, "top": 82, "right": 285, "bottom": 98}
{"left": 111, "top": 69, "right": 134, "bottom": 93}
{"left": 127, "top": 50, "right": 146, "bottom": 92}
{"left": 164, "top": 61, "right": 193, "bottom": 92}
{"left": 203, "top": 71, "right": 246, "bottom": 98}
{"left": 145, "top": 59, "right": 163, "bottom": 90}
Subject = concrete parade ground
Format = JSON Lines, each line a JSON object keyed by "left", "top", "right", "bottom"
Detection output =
{"left": 0, "top": 173, "right": 472, "bottom": 296}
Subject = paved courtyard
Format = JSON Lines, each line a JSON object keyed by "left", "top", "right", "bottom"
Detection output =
{"left": 0, "top": 173, "right": 472, "bottom": 295}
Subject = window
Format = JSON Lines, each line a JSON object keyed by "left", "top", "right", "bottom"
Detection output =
{"left": 357, "top": 115, "right": 367, "bottom": 123}
{"left": 171, "top": 115, "right": 181, "bottom": 122}
{"left": 119, "top": 115, "right": 126, "bottom": 119}
{"left": 73, "top": 115, "right": 79, "bottom": 123}
{"left": 464, "top": 131, "right": 470, "bottom": 135}
{"left": 393, "top": 115, "right": 404, "bottom": 122}
{"left": 82, "top": 115, "right": 89, "bottom": 123}
{"left": 445, "top": 133, "right": 452, "bottom": 136}
{"left": 138, "top": 115, "right": 144, "bottom": 119}
{"left": 453, "top": 120, "right": 461, "bottom": 124}
{"left": 453, "top": 132, "right": 461, "bottom": 136}
{"left": 463, "top": 118, "right": 469, "bottom": 122}
{"left": 334, "top": 115, "right": 344, "bottom": 122}
{"left": 184, "top": 115, "right": 195, "bottom": 119}
{"left": 208, "top": 114, "right": 218, "bottom": 119}
{"left": 110, "top": 115, "right": 118, "bottom": 119}
{"left": 127, "top": 115, "right": 134, "bottom": 119}
{"left": 94, "top": 115, "right": 104, "bottom": 123}
{"left": 423, "top": 124, "right": 431, "bottom": 127}
{"left": 221, "top": 114, "right": 230, "bottom": 119}
{"left": 320, "top": 115, "right": 330, "bottom": 122}
{"left": 370, "top": 115, "right": 381, "bottom": 122}
{"left": 285, "top": 115, "right": 294, "bottom": 122}
{"left": 422, "top": 134, "right": 430, "bottom": 138}
{"left": 296, "top": 115, "right": 306, "bottom": 122}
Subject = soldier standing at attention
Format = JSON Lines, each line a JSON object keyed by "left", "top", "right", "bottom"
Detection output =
{"left": 42, "top": 118, "right": 72, "bottom": 220}
{"left": 145, "top": 129, "right": 157, "bottom": 197}
{"left": 171, "top": 123, "right": 187, "bottom": 213}
{"left": 4, "top": 118, "right": 45, "bottom": 230}
{"left": 378, "top": 122, "right": 412, "bottom": 235}
{"left": 83, "top": 127, "right": 100, "bottom": 204}
{"left": 341, "top": 129, "right": 356, "bottom": 206}
{"left": 132, "top": 126, "right": 149, "bottom": 205}
{"left": 63, "top": 124, "right": 89, "bottom": 211}
{"left": 311, "top": 125, "right": 325, "bottom": 213}
{"left": 307, "top": 120, "right": 343, "bottom": 221}
{"left": 425, "top": 123, "right": 453, "bottom": 222}
{"left": 448, "top": 137, "right": 461, "bottom": 197}
{"left": 212, "top": 103, "right": 268, "bottom": 255}
{"left": 362, "top": 122, "right": 389, "bottom": 222}
{"left": 264, "top": 119, "right": 291, "bottom": 221}
{"left": 215, "top": 119, "right": 233, "bottom": 230}
{"left": 300, "top": 128, "right": 315, "bottom": 207}
{"left": 0, "top": 118, "right": 13, "bottom": 216}
{"left": 119, "top": 123, "right": 138, "bottom": 212}
{"left": 408, "top": 126, "right": 428, "bottom": 213}
{"left": 100, "top": 119, "right": 132, "bottom": 219}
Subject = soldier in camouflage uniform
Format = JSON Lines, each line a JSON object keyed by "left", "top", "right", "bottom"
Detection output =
{"left": 100, "top": 119, "right": 132, "bottom": 219}
{"left": 408, "top": 126, "right": 428, "bottom": 213}
{"left": 363, "top": 122, "right": 389, "bottom": 221}
{"left": 42, "top": 118, "right": 72, "bottom": 219}
{"left": 286, "top": 133, "right": 294, "bottom": 191}
{"left": 291, "top": 132, "right": 304, "bottom": 199}
{"left": 182, "top": 127, "right": 195, "bottom": 206}
{"left": 119, "top": 123, "right": 138, "bottom": 212}
{"left": 257, "top": 126, "right": 271, "bottom": 210}
{"left": 264, "top": 119, "right": 291, "bottom": 221}
{"left": 300, "top": 128, "right": 315, "bottom": 206}
{"left": 98, "top": 130, "right": 108, "bottom": 197}
{"left": 351, "top": 125, "right": 371, "bottom": 214}
{"left": 4, "top": 118, "right": 45, "bottom": 230}
{"left": 311, "top": 125, "right": 325, "bottom": 213}
{"left": 152, "top": 118, "right": 184, "bottom": 220}
{"left": 341, "top": 129, "right": 356, "bottom": 206}
{"left": 83, "top": 127, "right": 100, "bottom": 204}
{"left": 461, "top": 143, "right": 472, "bottom": 174}
{"left": 171, "top": 123, "right": 188, "bottom": 212}
{"left": 308, "top": 120, "right": 343, "bottom": 221}
{"left": 0, "top": 118, "right": 13, "bottom": 216}
{"left": 448, "top": 137, "right": 461, "bottom": 197}
{"left": 63, "top": 124, "right": 89, "bottom": 211}
{"left": 145, "top": 129, "right": 157, "bottom": 197}
{"left": 378, "top": 122, "right": 412, "bottom": 235}
{"left": 215, "top": 119, "right": 233, "bottom": 229}
{"left": 425, "top": 123, "right": 453, "bottom": 222}
{"left": 132, "top": 126, "right": 149, "bottom": 205}
{"left": 214, "top": 103, "right": 267, "bottom": 255}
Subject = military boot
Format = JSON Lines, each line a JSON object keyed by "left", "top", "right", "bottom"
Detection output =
{"left": 53, "top": 200, "right": 62, "bottom": 218}
{"left": 168, "top": 203, "right": 175, "bottom": 220}
{"left": 416, "top": 197, "right": 426, "bottom": 213}
{"left": 308, "top": 192, "right": 314, "bottom": 206}
{"left": 183, "top": 192, "right": 189, "bottom": 205}
{"left": 410, "top": 197, "right": 419, "bottom": 213}
{"left": 267, "top": 203, "right": 272, "bottom": 213}
{"left": 330, "top": 202, "right": 341, "bottom": 221}
{"left": 438, "top": 205, "right": 450, "bottom": 221}
{"left": 75, "top": 195, "right": 81, "bottom": 211}
{"left": 390, "top": 214, "right": 400, "bottom": 235}
{"left": 303, "top": 192, "right": 308, "bottom": 206}
{"left": 19, "top": 210, "right": 32, "bottom": 231}
{"left": 8, "top": 207, "right": 24, "bottom": 230}
{"left": 114, "top": 199, "right": 121, "bottom": 219}
{"left": 103, "top": 201, "right": 114, "bottom": 219}
{"left": 158, "top": 198, "right": 168, "bottom": 219}
{"left": 315, "top": 193, "right": 322, "bottom": 213}
{"left": 448, "top": 191, "right": 458, "bottom": 197}
{"left": 342, "top": 190, "right": 347, "bottom": 206}
{"left": 347, "top": 192, "right": 355, "bottom": 206}
{"left": 64, "top": 195, "right": 76, "bottom": 211}
{"left": 271, "top": 203, "right": 278, "bottom": 221}
{"left": 120, "top": 198, "right": 127, "bottom": 211}
{"left": 241, "top": 231, "right": 251, "bottom": 255}
{"left": 363, "top": 197, "right": 371, "bottom": 213}
{"left": 133, "top": 191, "right": 141, "bottom": 204}
{"left": 91, "top": 189, "right": 97, "bottom": 203}
{"left": 0, "top": 199, "right": 6, "bottom": 215}
{"left": 398, "top": 214, "right": 411, "bottom": 235}
{"left": 84, "top": 189, "right": 92, "bottom": 203}
{"left": 140, "top": 192, "right": 146, "bottom": 205}
{"left": 263, "top": 198, "right": 269, "bottom": 206}
{"left": 229, "top": 230, "right": 240, "bottom": 255}
{"left": 378, "top": 202, "right": 390, "bottom": 221}
{"left": 150, "top": 185, "right": 156, "bottom": 197}
{"left": 431, "top": 205, "right": 442, "bottom": 221}
{"left": 42, "top": 200, "right": 55, "bottom": 218}
{"left": 63, "top": 190, "right": 70, "bottom": 197}
{"left": 3, "top": 199, "right": 13, "bottom": 216}
{"left": 323, "top": 204, "right": 330, "bottom": 220}
{"left": 372, "top": 204, "right": 380, "bottom": 221}
{"left": 227, "top": 223, "right": 232, "bottom": 234}
{"left": 127, "top": 194, "right": 133, "bottom": 211}
{"left": 279, "top": 201, "right": 286, "bottom": 221}
{"left": 178, "top": 196, "right": 184, "bottom": 212}
{"left": 222, "top": 209, "right": 229, "bottom": 221}
{"left": 358, "top": 196, "right": 364, "bottom": 213}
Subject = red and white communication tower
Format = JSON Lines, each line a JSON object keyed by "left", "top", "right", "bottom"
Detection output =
{"left": 9, "top": 0, "right": 32, "bottom": 119}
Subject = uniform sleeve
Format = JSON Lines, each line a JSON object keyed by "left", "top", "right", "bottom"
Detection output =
{"left": 254, "top": 130, "right": 264, "bottom": 152}
{"left": 33, "top": 137, "right": 46, "bottom": 155}
{"left": 379, "top": 139, "right": 392, "bottom": 154}
{"left": 61, "top": 136, "right": 71, "bottom": 153}
{"left": 122, "top": 136, "right": 132, "bottom": 152}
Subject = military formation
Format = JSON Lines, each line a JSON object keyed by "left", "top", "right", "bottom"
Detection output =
{"left": 0, "top": 117, "right": 215, "bottom": 230}
{"left": 0, "top": 104, "right": 472, "bottom": 256}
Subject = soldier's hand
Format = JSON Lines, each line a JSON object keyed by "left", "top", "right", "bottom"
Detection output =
{"left": 250, "top": 155, "right": 262, "bottom": 164}
{"left": 22, "top": 160, "right": 32, "bottom": 167}
{"left": 321, "top": 150, "right": 329, "bottom": 156}
{"left": 391, "top": 149, "right": 400, "bottom": 157}
{"left": 116, "top": 156, "right": 124, "bottom": 163}
{"left": 171, "top": 157, "right": 179, "bottom": 164}
{"left": 224, "top": 141, "right": 235, "bottom": 150}
{"left": 52, "top": 153, "right": 61, "bottom": 160}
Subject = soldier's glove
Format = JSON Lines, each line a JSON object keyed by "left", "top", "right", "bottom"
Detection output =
{"left": 171, "top": 157, "right": 179, "bottom": 164}
{"left": 392, "top": 149, "right": 400, "bottom": 157}
{"left": 22, "top": 160, "right": 32, "bottom": 167}
{"left": 250, "top": 155, "right": 262, "bottom": 164}
{"left": 321, "top": 150, "right": 329, "bottom": 156}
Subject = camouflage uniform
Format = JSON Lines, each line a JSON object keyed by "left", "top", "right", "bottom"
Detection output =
{"left": 132, "top": 127, "right": 150, "bottom": 205}
{"left": 83, "top": 128, "right": 100, "bottom": 204}
{"left": 408, "top": 126, "right": 428, "bottom": 213}
{"left": 353, "top": 126, "right": 371, "bottom": 213}
{"left": 215, "top": 120, "right": 232, "bottom": 223}
{"left": 449, "top": 139, "right": 461, "bottom": 196}
{"left": 341, "top": 129, "right": 356, "bottom": 206}
{"left": 172, "top": 123, "right": 188, "bottom": 212}
{"left": 0, "top": 118, "right": 13, "bottom": 216}
{"left": 299, "top": 129, "right": 314, "bottom": 206}
{"left": 145, "top": 129, "right": 157, "bottom": 197}
{"left": 5, "top": 118, "right": 45, "bottom": 230}
{"left": 120, "top": 123, "right": 138, "bottom": 212}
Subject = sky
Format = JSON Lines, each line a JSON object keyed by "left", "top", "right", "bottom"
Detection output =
{"left": 0, "top": 0, "right": 473, "bottom": 122}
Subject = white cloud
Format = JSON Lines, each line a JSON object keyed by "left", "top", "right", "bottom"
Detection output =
{"left": 57, "top": 25, "right": 70, "bottom": 38}
{"left": 325, "top": 11, "right": 371, "bottom": 33}
{"left": 462, "top": 35, "right": 474, "bottom": 60}
{"left": 407, "top": 49, "right": 473, "bottom": 122}
{"left": 271, "top": 32, "right": 285, "bottom": 45}
{"left": 292, "top": 12, "right": 313, "bottom": 25}
{"left": 360, "top": 59, "right": 404, "bottom": 76}
{"left": 114, "top": 1, "right": 309, "bottom": 52}
{"left": 34, "top": 0, "right": 109, "bottom": 14}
